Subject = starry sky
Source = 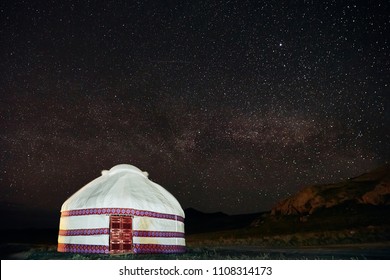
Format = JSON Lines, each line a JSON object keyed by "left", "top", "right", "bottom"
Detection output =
{"left": 1, "top": 0, "right": 389, "bottom": 228}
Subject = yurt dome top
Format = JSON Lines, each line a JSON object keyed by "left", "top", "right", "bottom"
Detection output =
{"left": 61, "top": 164, "right": 184, "bottom": 218}
{"left": 101, "top": 164, "right": 149, "bottom": 177}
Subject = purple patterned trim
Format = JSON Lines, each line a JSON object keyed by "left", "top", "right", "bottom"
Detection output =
{"left": 133, "top": 244, "right": 186, "bottom": 254}
{"left": 58, "top": 243, "right": 185, "bottom": 254}
{"left": 58, "top": 228, "right": 184, "bottom": 238}
{"left": 133, "top": 230, "right": 185, "bottom": 238}
{"left": 61, "top": 208, "right": 184, "bottom": 222}
{"left": 59, "top": 228, "right": 109, "bottom": 236}
{"left": 58, "top": 243, "right": 109, "bottom": 254}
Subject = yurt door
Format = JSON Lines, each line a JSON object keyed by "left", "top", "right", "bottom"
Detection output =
{"left": 109, "top": 216, "right": 133, "bottom": 253}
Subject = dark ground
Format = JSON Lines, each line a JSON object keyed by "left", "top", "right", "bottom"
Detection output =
{"left": 2, "top": 242, "right": 390, "bottom": 260}
{"left": 1, "top": 226, "right": 389, "bottom": 260}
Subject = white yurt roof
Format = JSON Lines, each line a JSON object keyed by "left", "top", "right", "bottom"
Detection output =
{"left": 61, "top": 164, "right": 184, "bottom": 217}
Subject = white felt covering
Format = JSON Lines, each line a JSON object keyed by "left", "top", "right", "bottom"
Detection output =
{"left": 61, "top": 164, "right": 184, "bottom": 218}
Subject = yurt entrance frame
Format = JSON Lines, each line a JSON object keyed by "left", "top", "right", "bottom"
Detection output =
{"left": 109, "top": 215, "right": 133, "bottom": 254}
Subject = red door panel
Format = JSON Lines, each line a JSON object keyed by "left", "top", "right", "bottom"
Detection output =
{"left": 109, "top": 216, "right": 133, "bottom": 253}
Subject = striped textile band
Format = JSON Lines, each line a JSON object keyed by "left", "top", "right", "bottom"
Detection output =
{"left": 58, "top": 243, "right": 186, "bottom": 254}
{"left": 58, "top": 228, "right": 109, "bottom": 236}
{"left": 133, "top": 244, "right": 186, "bottom": 254}
{"left": 58, "top": 243, "right": 109, "bottom": 254}
{"left": 133, "top": 230, "right": 185, "bottom": 238}
{"left": 58, "top": 228, "right": 184, "bottom": 238}
{"left": 61, "top": 207, "right": 184, "bottom": 222}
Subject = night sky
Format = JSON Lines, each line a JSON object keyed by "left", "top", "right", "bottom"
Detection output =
{"left": 1, "top": 0, "right": 389, "bottom": 228}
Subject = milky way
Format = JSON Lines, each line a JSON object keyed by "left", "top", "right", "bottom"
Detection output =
{"left": 1, "top": 1, "right": 389, "bottom": 226}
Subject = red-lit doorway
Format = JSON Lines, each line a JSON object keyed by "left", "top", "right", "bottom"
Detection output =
{"left": 109, "top": 216, "right": 133, "bottom": 254}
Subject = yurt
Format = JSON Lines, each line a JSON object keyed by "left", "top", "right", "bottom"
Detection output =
{"left": 57, "top": 164, "right": 185, "bottom": 254}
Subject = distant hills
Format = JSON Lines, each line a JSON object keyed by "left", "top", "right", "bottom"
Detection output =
{"left": 186, "top": 164, "right": 390, "bottom": 236}
{"left": 271, "top": 164, "right": 390, "bottom": 216}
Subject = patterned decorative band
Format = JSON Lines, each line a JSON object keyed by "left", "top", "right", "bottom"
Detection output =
{"left": 61, "top": 207, "right": 184, "bottom": 222}
{"left": 58, "top": 243, "right": 109, "bottom": 254}
{"left": 59, "top": 228, "right": 185, "bottom": 238}
{"left": 133, "top": 244, "right": 186, "bottom": 254}
{"left": 58, "top": 243, "right": 186, "bottom": 254}
{"left": 59, "top": 228, "right": 109, "bottom": 236}
{"left": 133, "top": 230, "right": 185, "bottom": 238}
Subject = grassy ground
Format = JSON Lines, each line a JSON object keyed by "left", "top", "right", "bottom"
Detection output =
{"left": 5, "top": 243, "right": 387, "bottom": 260}
{"left": 186, "top": 225, "right": 390, "bottom": 247}
{"left": 26, "top": 246, "right": 279, "bottom": 260}
{"left": 3, "top": 225, "right": 389, "bottom": 260}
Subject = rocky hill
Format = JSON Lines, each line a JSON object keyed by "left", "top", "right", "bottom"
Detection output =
{"left": 271, "top": 164, "right": 390, "bottom": 216}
